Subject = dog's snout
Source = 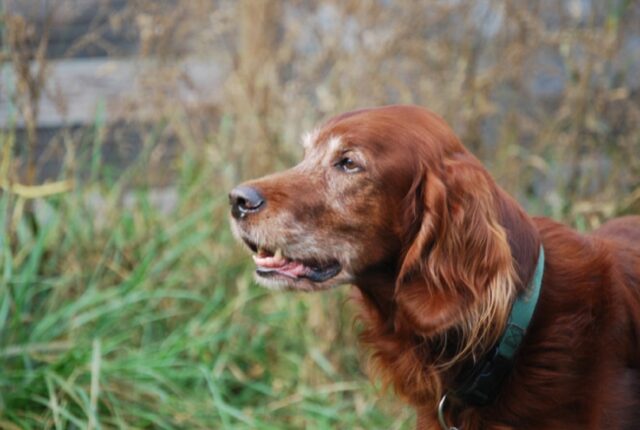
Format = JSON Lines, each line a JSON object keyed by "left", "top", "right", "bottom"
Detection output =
{"left": 229, "top": 185, "right": 265, "bottom": 219}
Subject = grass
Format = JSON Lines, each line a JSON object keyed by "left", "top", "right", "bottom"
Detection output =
{"left": 0, "top": 133, "right": 412, "bottom": 429}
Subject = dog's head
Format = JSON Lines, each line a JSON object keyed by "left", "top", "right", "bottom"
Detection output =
{"left": 228, "top": 106, "right": 436, "bottom": 291}
{"left": 229, "top": 105, "right": 539, "bottom": 342}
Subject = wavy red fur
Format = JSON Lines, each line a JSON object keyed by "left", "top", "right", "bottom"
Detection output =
{"left": 230, "top": 105, "right": 640, "bottom": 429}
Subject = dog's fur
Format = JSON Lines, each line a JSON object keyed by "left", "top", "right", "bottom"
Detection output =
{"left": 230, "top": 105, "right": 640, "bottom": 429}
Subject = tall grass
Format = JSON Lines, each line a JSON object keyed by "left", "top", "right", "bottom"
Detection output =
{"left": 0, "top": 134, "right": 412, "bottom": 429}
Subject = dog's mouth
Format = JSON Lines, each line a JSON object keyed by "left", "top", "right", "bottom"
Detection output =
{"left": 243, "top": 238, "right": 342, "bottom": 284}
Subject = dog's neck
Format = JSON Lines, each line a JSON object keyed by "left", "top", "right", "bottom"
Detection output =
{"left": 353, "top": 268, "right": 468, "bottom": 407}
{"left": 353, "top": 189, "right": 542, "bottom": 412}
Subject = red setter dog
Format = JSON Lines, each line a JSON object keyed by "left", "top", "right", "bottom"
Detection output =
{"left": 229, "top": 105, "right": 640, "bottom": 429}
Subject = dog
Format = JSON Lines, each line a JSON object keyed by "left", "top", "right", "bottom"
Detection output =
{"left": 229, "top": 105, "right": 640, "bottom": 429}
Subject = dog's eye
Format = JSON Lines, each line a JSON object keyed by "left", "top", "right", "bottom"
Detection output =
{"left": 336, "top": 157, "right": 362, "bottom": 173}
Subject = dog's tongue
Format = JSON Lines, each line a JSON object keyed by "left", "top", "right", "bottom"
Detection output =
{"left": 252, "top": 250, "right": 308, "bottom": 278}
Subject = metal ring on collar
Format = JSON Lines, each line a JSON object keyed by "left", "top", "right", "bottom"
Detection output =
{"left": 438, "top": 393, "right": 460, "bottom": 430}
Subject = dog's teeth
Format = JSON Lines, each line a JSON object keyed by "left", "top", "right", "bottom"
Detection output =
{"left": 274, "top": 248, "right": 283, "bottom": 261}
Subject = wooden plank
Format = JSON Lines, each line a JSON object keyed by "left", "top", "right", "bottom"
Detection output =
{"left": 0, "top": 56, "right": 229, "bottom": 128}
{"left": 2, "top": 0, "right": 136, "bottom": 59}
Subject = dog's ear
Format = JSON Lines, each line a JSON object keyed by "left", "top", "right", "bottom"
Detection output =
{"left": 395, "top": 154, "right": 516, "bottom": 339}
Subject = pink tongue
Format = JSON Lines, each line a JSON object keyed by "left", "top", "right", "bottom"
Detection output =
{"left": 253, "top": 254, "right": 309, "bottom": 277}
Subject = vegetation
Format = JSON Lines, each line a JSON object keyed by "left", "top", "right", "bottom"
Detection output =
{"left": 0, "top": 138, "right": 411, "bottom": 429}
{"left": 1, "top": 1, "right": 638, "bottom": 429}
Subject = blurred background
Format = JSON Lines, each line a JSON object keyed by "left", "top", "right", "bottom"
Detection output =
{"left": 1, "top": 0, "right": 639, "bottom": 428}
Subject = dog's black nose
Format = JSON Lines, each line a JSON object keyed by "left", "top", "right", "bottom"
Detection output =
{"left": 229, "top": 185, "right": 265, "bottom": 219}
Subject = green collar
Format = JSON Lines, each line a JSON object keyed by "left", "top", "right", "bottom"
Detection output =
{"left": 496, "top": 245, "right": 545, "bottom": 360}
{"left": 449, "top": 245, "right": 545, "bottom": 407}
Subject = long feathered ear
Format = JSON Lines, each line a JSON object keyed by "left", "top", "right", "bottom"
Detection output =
{"left": 395, "top": 154, "right": 517, "bottom": 351}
